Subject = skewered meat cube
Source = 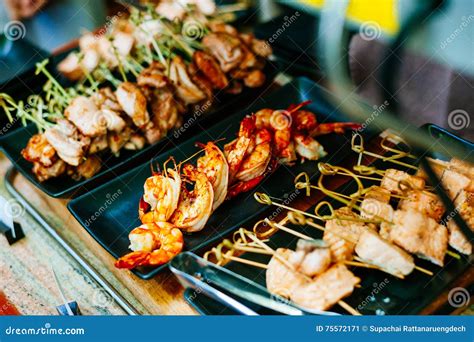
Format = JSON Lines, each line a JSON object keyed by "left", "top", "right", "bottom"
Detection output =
{"left": 115, "top": 82, "right": 150, "bottom": 127}
{"left": 137, "top": 62, "right": 168, "bottom": 89}
{"left": 360, "top": 198, "right": 394, "bottom": 222}
{"left": 398, "top": 190, "right": 445, "bottom": 222}
{"left": 381, "top": 209, "right": 448, "bottom": 266}
{"left": 108, "top": 127, "right": 132, "bottom": 154}
{"left": 169, "top": 56, "right": 207, "bottom": 105}
{"left": 44, "top": 119, "right": 90, "bottom": 166}
{"left": 381, "top": 169, "right": 425, "bottom": 195}
{"left": 202, "top": 33, "right": 243, "bottom": 72}
{"left": 22, "top": 134, "right": 57, "bottom": 167}
{"left": 193, "top": 51, "right": 228, "bottom": 90}
{"left": 323, "top": 207, "right": 374, "bottom": 261}
{"left": 289, "top": 240, "right": 332, "bottom": 277}
{"left": 364, "top": 185, "right": 391, "bottom": 203}
{"left": 290, "top": 263, "right": 360, "bottom": 311}
{"left": 32, "top": 159, "right": 66, "bottom": 182}
{"left": 440, "top": 168, "right": 471, "bottom": 199}
{"left": 266, "top": 248, "right": 307, "bottom": 298}
{"left": 447, "top": 219, "right": 472, "bottom": 255}
{"left": 355, "top": 230, "right": 415, "bottom": 277}
{"left": 445, "top": 190, "right": 473, "bottom": 255}
{"left": 70, "top": 155, "right": 102, "bottom": 180}
{"left": 64, "top": 96, "right": 107, "bottom": 137}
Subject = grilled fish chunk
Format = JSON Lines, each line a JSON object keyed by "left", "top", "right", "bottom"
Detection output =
{"left": 323, "top": 207, "right": 374, "bottom": 261}
{"left": 360, "top": 198, "right": 394, "bottom": 222}
{"left": 382, "top": 209, "right": 448, "bottom": 266}
{"left": 446, "top": 190, "right": 473, "bottom": 255}
{"left": 441, "top": 168, "right": 471, "bottom": 199}
{"left": 266, "top": 248, "right": 306, "bottom": 298}
{"left": 291, "top": 263, "right": 360, "bottom": 311}
{"left": 398, "top": 190, "right": 445, "bottom": 222}
{"left": 381, "top": 169, "right": 425, "bottom": 195}
{"left": 356, "top": 230, "right": 415, "bottom": 276}
{"left": 289, "top": 240, "right": 332, "bottom": 277}
{"left": 364, "top": 185, "right": 391, "bottom": 203}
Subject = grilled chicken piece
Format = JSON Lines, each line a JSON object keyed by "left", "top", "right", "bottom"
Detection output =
{"left": 202, "top": 33, "right": 243, "bottom": 72}
{"left": 398, "top": 190, "right": 444, "bottom": 221}
{"left": 289, "top": 240, "right": 332, "bottom": 277}
{"left": 360, "top": 198, "right": 394, "bottom": 222}
{"left": 44, "top": 119, "right": 89, "bottom": 166}
{"left": 97, "top": 32, "right": 134, "bottom": 68}
{"left": 108, "top": 127, "right": 132, "bottom": 154}
{"left": 92, "top": 87, "right": 123, "bottom": 112}
{"left": 380, "top": 169, "right": 425, "bottom": 195}
{"left": 208, "top": 21, "right": 238, "bottom": 36}
{"left": 22, "top": 134, "right": 56, "bottom": 167}
{"left": 243, "top": 69, "right": 266, "bottom": 88}
{"left": 70, "top": 155, "right": 102, "bottom": 180}
{"left": 101, "top": 109, "right": 126, "bottom": 132}
{"left": 445, "top": 190, "right": 473, "bottom": 254}
{"left": 57, "top": 51, "right": 98, "bottom": 81}
{"left": 323, "top": 207, "right": 375, "bottom": 261}
{"left": 193, "top": 51, "right": 228, "bottom": 89}
{"left": 89, "top": 135, "right": 108, "bottom": 154}
{"left": 137, "top": 62, "right": 168, "bottom": 89}
{"left": 364, "top": 185, "right": 391, "bottom": 203}
{"left": 291, "top": 263, "right": 360, "bottom": 311}
{"left": 266, "top": 248, "right": 307, "bottom": 298}
{"left": 150, "top": 89, "right": 181, "bottom": 132}
{"left": 124, "top": 134, "right": 146, "bottom": 150}
{"left": 32, "top": 159, "right": 66, "bottom": 182}
{"left": 169, "top": 56, "right": 207, "bottom": 105}
{"left": 356, "top": 230, "right": 415, "bottom": 277}
{"left": 115, "top": 82, "right": 150, "bottom": 127}
{"left": 381, "top": 209, "right": 448, "bottom": 266}
{"left": 65, "top": 96, "right": 107, "bottom": 137}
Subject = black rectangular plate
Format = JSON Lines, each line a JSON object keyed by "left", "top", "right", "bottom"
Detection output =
{"left": 0, "top": 61, "right": 278, "bottom": 198}
{"left": 68, "top": 77, "right": 372, "bottom": 279}
{"left": 185, "top": 124, "right": 473, "bottom": 315}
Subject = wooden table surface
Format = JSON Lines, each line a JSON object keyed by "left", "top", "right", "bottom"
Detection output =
{"left": 0, "top": 128, "right": 472, "bottom": 316}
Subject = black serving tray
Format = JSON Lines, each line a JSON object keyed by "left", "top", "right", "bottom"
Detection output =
{"left": 184, "top": 124, "right": 474, "bottom": 315}
{"left": 0, "top": 60, "right": 278, "bottom": 198}
{"left": 68, "top": 77, "right": 372, "bottom": 279}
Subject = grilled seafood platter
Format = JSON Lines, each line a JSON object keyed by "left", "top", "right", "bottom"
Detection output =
{"left": 198, "top": 133, "right": 473, "bottom": 315}
{"left": 0, "top": 4, "right": 272, "bottom": 183}
{"left": 114, "top": 101, "right": 361, "bottom": 270}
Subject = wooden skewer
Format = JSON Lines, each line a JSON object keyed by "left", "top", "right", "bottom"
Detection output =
{"left": 338, "top": 300, "right": 361, "bottom": 316}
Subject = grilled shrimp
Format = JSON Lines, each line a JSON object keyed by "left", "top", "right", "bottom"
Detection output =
{"left": 224, "top": 116, "right": 255, "bottom": 181}
{"left": 235, "top": 141, "right": 272, "bottom": 182}
{"left": 196, "top": 142, "right": 229, "bottom": 210}
{"left": 140, "top": 169, "right": 181, "bottom": 223}
{"left": 115, "top": 222, "right": 184, "bottom": 269}
{"left": 170, "top": 165, "right": 214, "bottom": 233}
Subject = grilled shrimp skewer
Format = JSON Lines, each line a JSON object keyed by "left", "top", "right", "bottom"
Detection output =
{"left": 170, "top": 165, "right": 214, "bottom": 233}
{"left": 115, "top": 222, "right": 184, "bottom": 269}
